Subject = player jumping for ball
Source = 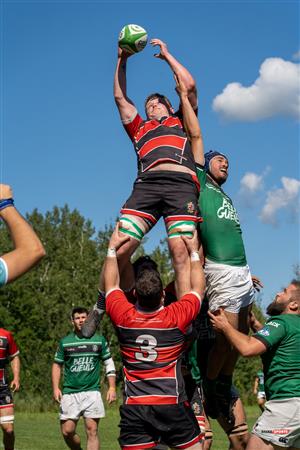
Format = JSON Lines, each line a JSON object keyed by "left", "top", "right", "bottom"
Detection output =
{"left": 112, "top": 38, "right": 200, "bottom": 297}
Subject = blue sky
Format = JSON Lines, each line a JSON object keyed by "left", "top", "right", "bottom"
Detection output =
{"left": 1, "top": 0, "right": 299, "bottom": 308}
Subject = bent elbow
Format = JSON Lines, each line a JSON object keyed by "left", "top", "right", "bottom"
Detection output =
{"left": 33, "top": 242, "right": 46, "bottom": 262}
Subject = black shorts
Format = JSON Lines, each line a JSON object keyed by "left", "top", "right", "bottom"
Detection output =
{"left": 121, "top": 171, "right": 200, "bottom": 228}
{"left": 184, "top": 374, "right": 204, "bottom": 419}
{"left": 0, "top": 386, "right": 13, "bottom": 407}
{"left": 119, "top": 402, "right": 201, "bottom": 450}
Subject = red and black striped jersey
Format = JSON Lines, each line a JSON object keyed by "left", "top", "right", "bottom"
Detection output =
{"left": 106, "top": 289, "right": 201, "bottom": 405}
{"left": 124, "top": 113, "right": 196, "bottom": 174}
{"left": 0, "top": 329, "right": 19, "bottom": 387}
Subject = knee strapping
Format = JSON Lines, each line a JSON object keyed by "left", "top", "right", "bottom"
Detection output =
{"left": 119, "top": 216, "right": 146, "bottom": 241}
{"left": 227, "top": 422, "right": 248, "bottom": 438}
{"left": 166, "top": 220, "right": 196, "bottom": 239}
{"left": 0, "top": 415, "right": 14, "bottom": 424}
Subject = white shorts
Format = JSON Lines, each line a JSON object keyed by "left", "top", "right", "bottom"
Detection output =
{"left": 252, "top": 398, "right": 300, "bottom": 448}
{"left": 59, "top": 391, "right": 105, "bottom": 421}
{"left": 257, "top": 391, "right": 266, "bottom": 399}
{"left": 204, "top": 259, "right": 255, "bottom": 313}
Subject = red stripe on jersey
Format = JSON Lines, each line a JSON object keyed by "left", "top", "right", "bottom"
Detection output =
{"left": 121, "top": 344, "right": 184, "bottom": 365}
{"left": 124, "top": 361, "right": 176, "bottom": 382}
{"left": 126, "top": 395, "right": 178, "bottom": 405}
{"left": 138, "top": 135, "right": 186, "bottom": 159}
{"left": 120, "top": 209, "right": 157, "bottom": 224}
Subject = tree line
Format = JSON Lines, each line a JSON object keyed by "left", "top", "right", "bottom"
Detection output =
{"left": 0, "top": 205, "right": 266, "bottom": 409}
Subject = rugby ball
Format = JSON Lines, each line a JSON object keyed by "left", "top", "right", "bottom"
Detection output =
{"left": 118, "top": 24, "right": 148, "bottom": 54}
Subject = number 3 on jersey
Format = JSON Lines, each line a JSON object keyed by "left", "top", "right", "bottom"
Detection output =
{"left": 135, "top": 334, "right": 158, "bottom": 362}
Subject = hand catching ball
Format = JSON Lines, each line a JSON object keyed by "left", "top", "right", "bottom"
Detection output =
{"left": 118, "top": 24, "right": 148, "bottom": 54}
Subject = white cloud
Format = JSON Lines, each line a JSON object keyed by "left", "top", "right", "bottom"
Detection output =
{"left": 260, "top": 177, "right": 300, "bottom": 224}
{"left": 240, "top": 172, "right": 264, "bottom": 194}
{"left": 212, "top": 57, "right": 300, "bottom": 121}
{"left": 238, "top": 167, "right": 271, "bottom": 207}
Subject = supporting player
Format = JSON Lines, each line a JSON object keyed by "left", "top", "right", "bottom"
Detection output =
{"left": 0, "top": 327, "right": 20, "bottom": 450}
{"left": 209, "top": 280, "right": 300, "bottom": 450}
{"left": 52, "top": 307, "right": 116, "bottom": 450}
{"left": 0, "top": 184, "right": 45, "bottom": 287}
{"left": 112, "top": 38, "right": 199, "bottom": 298}
{"left": 104, "top": 225, "right": 205, "bottom": 449}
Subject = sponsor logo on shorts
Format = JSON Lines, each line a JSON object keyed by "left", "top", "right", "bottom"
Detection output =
{"left": 272, "top": 429, "right": 290, "bottom": 435}
{"left": 5, "top": 395, "right": 11, "bottom": 404}
{"left": 187, "top": 201, "right": 195, "bottom": 214}
{"left": 279, "top": 437, "right": 288, "bottom": 444}
{"left": 260, "top": 429, "right": 290, "bottom": 435}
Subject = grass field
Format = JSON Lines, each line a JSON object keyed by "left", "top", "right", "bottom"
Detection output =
{"left": 11, "top": 405, "right": 260, "bottom": 450}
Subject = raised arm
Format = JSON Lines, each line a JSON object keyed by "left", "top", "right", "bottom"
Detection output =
{"left": 181, "top": 231, "right": 206, "bottom": 298}
{"left": 114, "top": 48, "right": 137, "bottom": 123}
{"left": 104, "top": 223, "right": 129, "bottom": 293}
{"left": 175, "top": 74, "right": 205, "bottom": 166}
{"left": 151, "top": 38, "right": 197, "bottom": 109}
{"left": 0, "top": 184, "right": 45, "bottom": 284}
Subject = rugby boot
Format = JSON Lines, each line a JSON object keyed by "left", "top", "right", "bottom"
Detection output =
{"left": 81, "top": 290, "right": 106, "bottom": 338}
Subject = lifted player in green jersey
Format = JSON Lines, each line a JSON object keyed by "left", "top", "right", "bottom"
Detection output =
{"left": 175, "top": 74, "right": 258, "bottom": 421}
{"left": 52, "top": 307, "right": 116, "bottom": 450}
{"left": 209, "top": 280, "right": 300, "bottom": 450}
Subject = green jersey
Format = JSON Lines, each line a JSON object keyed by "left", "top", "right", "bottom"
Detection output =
{"left": 196, "top": 166, "right": 247, "bottom": 266}
{"left": 254, "top": 314, "right": 300, "bottom": 400}
{"left": 256, "top": 370, "right": 265, "bottom": 392}
{"left": 54, "top": 332, "right": 112, "bottom": 394}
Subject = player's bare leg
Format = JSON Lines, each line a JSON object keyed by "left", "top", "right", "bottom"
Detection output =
{"left": 84, "top": 418, "right": 100, "bottom": 450}
{"left": 1, "top": 423, "right": 14, "bottom": 450}
{"left": 61, "top": 420, "right": 82, "bottom": 450}
{"left": 218, "top": 397, "right": 249, "bottom": 450}
{"left": 246, "top": 434, "right": 290, "bottom": 450}
{"left": 0, "top": 406, "right": 15, "bottom": 450}
{"left": 168, "top": 236, "right": 191, "bottom": 298}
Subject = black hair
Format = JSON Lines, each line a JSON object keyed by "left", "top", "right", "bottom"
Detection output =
{"left": 132, "top": 256, "right": 158, "bottom": 277}
{"left": 135, "top": 269, "right": 163, "bottom": 310}
{"left": 71, "top": 307, "right": 88, "bottom": 319}
{"left": 144, "top": 93, "right": 173, "bottom": 117}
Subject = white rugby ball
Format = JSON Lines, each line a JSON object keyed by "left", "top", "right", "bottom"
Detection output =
{"left": 118, "top": 24, "right": 148, "bottom": 54}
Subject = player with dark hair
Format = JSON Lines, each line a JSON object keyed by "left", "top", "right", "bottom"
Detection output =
{"left": 103, "top": 225, "right": 205, "bottom": 449}
{"left": 111, "top": 37, "right": 200, "bottom": 300}
{"left": 209, "top": 280, "right": 300, "bottom": 450}
{"left": 0, "top": 328, "right": 20, "bottom": 450}
{"left": 0, "top": 184, "right": 45, "bottom": 287}
{"left": 52, "top": 307, "right": 116, "bottom": 450}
